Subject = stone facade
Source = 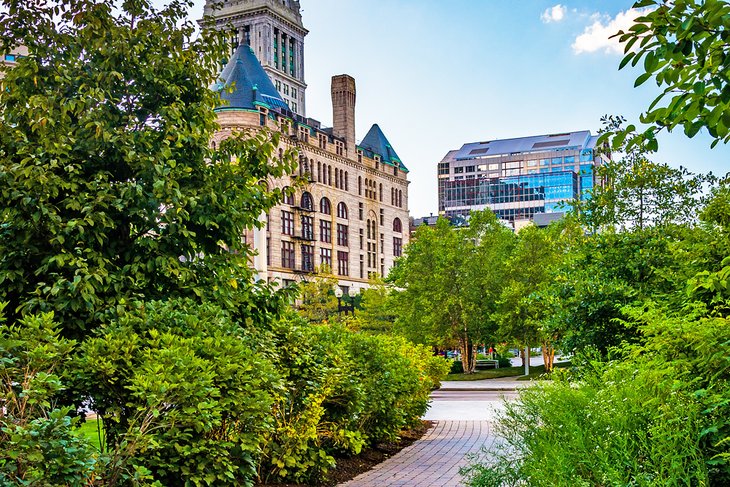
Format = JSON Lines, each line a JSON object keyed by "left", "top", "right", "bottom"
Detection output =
{"left": 212, "top": 80, "right": 409, "bottom": 293}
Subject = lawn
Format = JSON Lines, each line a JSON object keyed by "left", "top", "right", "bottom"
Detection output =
{"left": 445, "top": 361, "right": 571, "bottom": 381}
{"left": 76, "top": 418, "right": 104, "bottom": 451}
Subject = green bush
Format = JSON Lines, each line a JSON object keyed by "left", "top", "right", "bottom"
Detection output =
{"left": 0, "top": 306, "right": 98, "bottom": 485}
{"left": 450, "top": 359, "right": 464, "bottom": 374}
{"left": 75, "top": 299, "right": 278, "bottom": 486}
{"left": 462, "top": 310, "right": 730, "bottom": 486}
{"left": 258, "top": 314, "right": 449, "bottom": 484}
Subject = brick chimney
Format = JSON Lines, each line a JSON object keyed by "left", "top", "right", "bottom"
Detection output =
{"left": 331, "top": 74, "right": 356, "bottom": 154}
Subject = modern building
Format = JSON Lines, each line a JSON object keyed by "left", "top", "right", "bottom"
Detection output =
{"left": 1, "top": 45, "right": 27, "bottom": 80}
{"left": 437, "top": 131, "right": 608, "bottom": 227}
{"left": 206, "top": 1, "right": 410, "bottom": 292}
{"left": 203, "top": 0, "right": 307, "bottom": 116}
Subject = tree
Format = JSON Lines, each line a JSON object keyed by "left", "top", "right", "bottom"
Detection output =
{"left": 353, "top": 276, "right": 397, "bottom": 334}
{"left": 583, "top": 116, "right": 713, "bottom": 232}
{"left": 0, "top": 0, "right": 296, "bottom": 338}
{"left": 390, "top": 212, "right": 514, "bottom": 373}
{"left": 297, "top": 268, "right": 339, "bottom": 323}
{"left": 611, "top": 0, "right": 730, "bottom": 149}
{"left": 496, "top": 221, "right": 579, "bottom": 372}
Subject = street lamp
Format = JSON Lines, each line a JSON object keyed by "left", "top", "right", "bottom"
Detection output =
{"left": 334, "top": 286, "right": 356, "bottom": 316}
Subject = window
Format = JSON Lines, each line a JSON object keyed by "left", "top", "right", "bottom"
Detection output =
{"left": 292, "top": 88, "right": 297, "bottom": 99}
{"left": 337, "top": 251, "right": 349, "bottom": 276}
{"left": 379, "top": 183, "right": 383, "bottom": 202}
{"left": 465, "top": 166, "right": 475, "bottom": 173}
{"left": 320, "top": 220, "right": 332, "bottom": 243}
{"left": 393, "top": 218, "right": 402, "bottom": 233}
{"left": 337, "top": 224, "right": 349, "bottom": 246}
{"left": 320, "top": 248, "right": 332, "bottom": 269}
{"left": 337, "top": 202, "right": 348, "bottom": 219}
{"left": 359, "top": 228, "right": 364, "bottom": 249}
{"left": 380, "top": 209, "right": 384, "bottom": 226}
{"left": 438, "top": 163, "right": 449, "bottom": 175}
{"left": 358, "top": 176, "right": 362, "bottom": 195}
{"left": 320, "top": 197, "right": 331, "bottom": 215}
{"left": 283, "top": 188, "right": 294, "bottom": 205}
{"left": 393, "top": 237, "right": 403, "bottom": 257}
{"left": 281, "top": 241, "right": 295, "bottom": 268}
{"left": 454, "top": 167, "right": 464, "bottom": 174}
{"left": 301, "top": 215, "right": 314, "bottom": 240}
{"left": 300, "top": 192, "right": 313, "bottom": 211}
{"left": 360, "top": 254, "right": 364, "bottom": 278}
{"left": 281, "top": 210, "right": 294, "bottom": 235}
{"left": 301, "top": 245, "right": 314, "bottom": 271}
{"left": 359, "top": 202, "right": 364, "bottom": 220}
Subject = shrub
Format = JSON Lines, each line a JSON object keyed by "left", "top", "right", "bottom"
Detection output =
{"left": 0, "top": 306, "right": 98, "bottom": 485}
{"left": 75, "top": 299, "right": 277, "bottom": 486}
{"left": 462, "top": 310, "right": 730, "bottom": 486}
{"left": 258, "top": 314, "right": 449, "bottom": 484}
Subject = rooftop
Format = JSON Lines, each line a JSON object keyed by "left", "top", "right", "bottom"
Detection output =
{"left": 452, "top": 130, "right": 598, "bottom": 161}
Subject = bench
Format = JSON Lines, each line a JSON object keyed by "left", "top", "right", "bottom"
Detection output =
{"left": 475, "top": 359, "right": 499, "bottom": 369}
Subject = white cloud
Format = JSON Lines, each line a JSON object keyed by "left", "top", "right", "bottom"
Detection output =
{"left": 541, "top": 4, "right": 567, "bottom": 23}
{"left": 572, "top": 8, "right": 650, "bottom": 55}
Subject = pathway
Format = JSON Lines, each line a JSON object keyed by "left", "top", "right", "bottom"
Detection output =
{"left": 340, "top": 386, "right": 517, "bottom": 487}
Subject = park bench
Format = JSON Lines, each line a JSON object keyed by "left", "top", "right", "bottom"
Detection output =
{"left": 475, "top": 359, "right": 499, "bottom": 369}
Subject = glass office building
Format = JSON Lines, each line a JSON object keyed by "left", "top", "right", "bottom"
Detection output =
{"left": 437, "top": 131, "right": 607, "bottom": 224}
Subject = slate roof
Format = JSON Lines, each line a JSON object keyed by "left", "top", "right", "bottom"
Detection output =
{"left": 213, "top": 45, "right": 290, "bottom": 112}
{"left": 358, "top": 124, "right": 408, "bottom": 172}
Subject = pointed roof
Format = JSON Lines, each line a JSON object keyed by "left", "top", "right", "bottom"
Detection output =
{"left": 213, "top": 44, "right": 290, "bottom": 112}
{"left": 358, "top": 124, "right": 408, "bottom": 172}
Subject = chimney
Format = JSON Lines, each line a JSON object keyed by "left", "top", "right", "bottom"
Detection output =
{"left": 331, "top": 75, "right": 356, "bottom": 154}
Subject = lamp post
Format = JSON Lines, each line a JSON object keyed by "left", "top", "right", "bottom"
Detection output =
{"left": 334, "top": 286, "right": 356, "bottom": 316}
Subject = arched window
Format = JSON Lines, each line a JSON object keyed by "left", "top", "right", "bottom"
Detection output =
{"left": 282, "top": 186, "right": 294, "bottom": 206}
{"left": 328, "top": 166, "right": 332, "bottom": 186}
{"left": 320, "top": 197, "right": 331, "bottom": 215}
{"left": 337, "top": 202, "right": 348, "bottom": 219}
{"left": 301, "top": 192, "right": 313, "bottom": 211}
{"left": 317, "top": 161, "right": 322, "bottom": 182}
{"left": 393, "top": 218, "right": 402, "bottom": 233}
{"left": 335, "top": 168, "right": 339, "bottom": 189}
{"left": 345, "top": 172, "right": 349, "bottom": 191}
{"left": 379, "top": 183, "right": 383, "bottom": 202}
{"left": 358, "top": 176, "right": 362, "bottom": 195}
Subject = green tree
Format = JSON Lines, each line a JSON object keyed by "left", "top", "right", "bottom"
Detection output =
{"left": 0, "top": 0, "right": 295, "bottom": 338}
{"left": 297, "top": 268, "right": 339, "bottom": 323}
{"left": 496, "top": 221, "right": 579, "bottom": 372}
{"left": 390, "top": 211, "right": 514, "bottom": 373}
{"left": 611, "top": 0, "right": 730, "bottom": 148}
{"left": 353, "top": 276, "right": 397, "bottom": 334}
{"left": 582, "top": 117, "right": 713, "bottom": 231}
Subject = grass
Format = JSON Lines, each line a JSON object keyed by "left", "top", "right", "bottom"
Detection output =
{"left": 445, "top": 361, "right": 571, "bottom": 381}
{"left": 76, "top": 418, "right": 104, "bottom": 451}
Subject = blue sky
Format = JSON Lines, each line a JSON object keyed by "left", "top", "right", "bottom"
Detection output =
{"left": 175, "top": 0, "right": 729, "bottom": 217}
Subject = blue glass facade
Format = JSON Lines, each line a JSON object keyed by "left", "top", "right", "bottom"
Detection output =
{"left": 437, "top": 132, "right": 602, "bottom": 223}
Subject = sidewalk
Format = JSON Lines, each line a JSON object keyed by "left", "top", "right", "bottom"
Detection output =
{"left": 439, "top": 376, "right": 529, "bottom": 391}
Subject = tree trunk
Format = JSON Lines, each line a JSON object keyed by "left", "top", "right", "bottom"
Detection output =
{"left": 541, "top": 339, "right": 555, "bottom": 373}
{"left": 519, "top": 347, "right": 526, "bottom": 367}
{"left": 460, "top": 334, "right": 476, "bottom": 374}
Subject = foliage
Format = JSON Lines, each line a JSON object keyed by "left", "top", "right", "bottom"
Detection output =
{"left": 463, "top": 305, "right": 730, "bottom": 486}
{"left": 391, "top": 211, "right": 515, "bottom": 373}
{"left": 496, "top": 220, "right": 579, "bottom": 371}
{"left": 581, "top": 117, "right": 714, "bottom": 231}
{"left": 0, "top": 0, "right": 296, "bottom": 338}
{"left": 259, "top": 313, "right": 449, "bottom": 484}
{"left": 75, "top": 299, "right": 278, "bottom": 486}
{"left": 353, "top": 276, "right": 397, "bottom": 334}
{"left": 611, "top": 0, "right": 730, "bottom": 149}
{"left": 297, "top": 270, "right": 339, "bottom": 323}
{"left": 0, "top": 305, "right": 98, "bottom": 484}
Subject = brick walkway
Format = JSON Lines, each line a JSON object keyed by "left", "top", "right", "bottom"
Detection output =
{"left": 339, "top": 421, "right": 495, "bottom": 487}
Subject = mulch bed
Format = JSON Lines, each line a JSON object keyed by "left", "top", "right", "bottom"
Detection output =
{"left": 256, "top": 420, "right": 434, "bottom": 487}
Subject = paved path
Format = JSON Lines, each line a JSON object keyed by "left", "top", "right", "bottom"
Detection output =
{"left": 339, "top": 420, "right": 495, "bottom": 487}
{"left": 340, "top": 389, "right": 515, "bottom": 486}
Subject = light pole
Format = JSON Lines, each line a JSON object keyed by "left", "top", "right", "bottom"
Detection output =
{"left": 334, "top": 286, "right": 356, "bottom": 316}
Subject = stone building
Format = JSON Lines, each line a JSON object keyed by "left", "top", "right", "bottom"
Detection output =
{"left": 210, "top": 40, "right": 409, "bottom": 292}
{"left": 203, "top": 0, "right": 307, "bottom": 116}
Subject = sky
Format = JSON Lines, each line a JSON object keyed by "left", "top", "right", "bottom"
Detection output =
{"left": 169, "top": 0, "right": 729, "bottom": 217}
